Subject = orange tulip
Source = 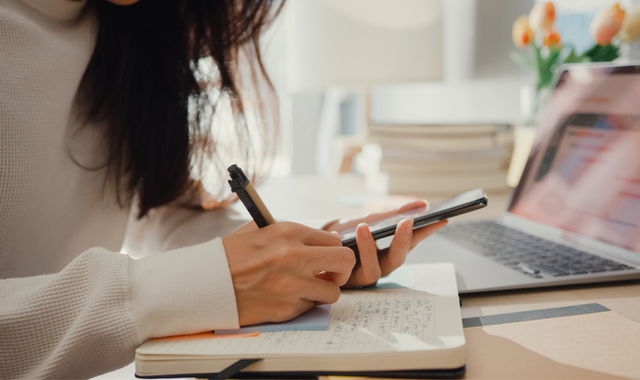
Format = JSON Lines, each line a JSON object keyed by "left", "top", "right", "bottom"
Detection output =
{"left": 513, "top": 15, "right": 535, "bottom": 48}
{"left": 591, "top": 3, "right": 625, "bottom": 46}
{"left": 543, "top": 28, "right": 562, "bottom": 48}
{"left": 529, "top": 2, "right": 555, "bottom": 32}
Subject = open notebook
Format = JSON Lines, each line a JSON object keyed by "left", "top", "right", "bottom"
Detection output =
{"left": 135, "top": 263, "right": 466, "bottom": 379}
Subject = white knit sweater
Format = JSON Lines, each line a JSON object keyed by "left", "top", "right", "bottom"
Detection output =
{"left": 0, "top": 1, "right": 248, "bottom": 378}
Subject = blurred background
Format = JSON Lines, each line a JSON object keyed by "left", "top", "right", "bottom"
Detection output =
{"left": 253, "top": 0, "right": 640, "bottom": 197}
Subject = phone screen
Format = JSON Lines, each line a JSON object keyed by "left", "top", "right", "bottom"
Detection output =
{"left": 340, "top": 188, "right": 487, "bottom": 247}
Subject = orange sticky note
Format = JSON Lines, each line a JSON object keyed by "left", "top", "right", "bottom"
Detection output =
{"left": 150, "top": 331, "right": 260, "bottom": 341}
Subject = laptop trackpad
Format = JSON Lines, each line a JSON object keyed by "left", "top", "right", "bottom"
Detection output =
{"left": 404, "top": 234, "right": 539, "bottom": 293}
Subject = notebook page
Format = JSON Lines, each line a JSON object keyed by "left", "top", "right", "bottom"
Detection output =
{"left": 138, "top": 263, "right": 463, "bottom": 357}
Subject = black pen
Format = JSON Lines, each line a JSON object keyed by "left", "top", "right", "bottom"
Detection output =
{"left": 227, "top": 164, "right": 276, "bottom": 228}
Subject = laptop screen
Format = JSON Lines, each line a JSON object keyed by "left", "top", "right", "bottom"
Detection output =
{"left": 509, "top": 64, "right": 640, "bottom": 254}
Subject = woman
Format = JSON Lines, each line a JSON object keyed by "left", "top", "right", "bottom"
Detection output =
{"left": 0, "top": 0, "right": 446, "bottom": 378}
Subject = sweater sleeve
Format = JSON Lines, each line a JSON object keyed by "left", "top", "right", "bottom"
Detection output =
{"left": 0, "top": 239, "right": 239, "bottom": 380}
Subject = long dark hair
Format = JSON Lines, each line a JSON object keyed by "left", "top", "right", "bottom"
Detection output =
{"left": 76, "top": 0, "right": 283, "bottom": 218}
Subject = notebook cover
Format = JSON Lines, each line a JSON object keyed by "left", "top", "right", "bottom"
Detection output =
{"left": 135, "top": 365, "right": 466, "bottom": 379}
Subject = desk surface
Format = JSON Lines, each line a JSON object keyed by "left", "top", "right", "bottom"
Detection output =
{"left": 261, "top": 175, "right": 640, "bottom": 379}
{"left": 96, "top": 174, "right": 640, "bottom": 380}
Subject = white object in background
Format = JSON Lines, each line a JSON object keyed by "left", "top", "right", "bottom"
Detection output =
{"left": 443, "top": 0, "right": 477, "bottom": 82}
{"left": 290, "top": 93, "right": 325, "bottom": 175}
{"left": 316, "top": 87, "right": 347, "bottom": 177}
{"left": 286, "top": 0, "right": 442, "bottom": 92}
{"left": 356, "top": 144, "right": 389, "bottom": 195}
{"left": 370, "top": 77, "right": 528, "bottom": 126}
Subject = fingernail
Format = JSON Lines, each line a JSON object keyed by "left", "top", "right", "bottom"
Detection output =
{"left": 357, "top": 223, "right": 369, "bottom": 238}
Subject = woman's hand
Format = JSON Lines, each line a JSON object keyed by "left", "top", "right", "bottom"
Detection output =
{"left": 222, "top": 221, "right": 355, "bottom": 326}
{"left": 323, "top": 200, "right": 448, "bottom": 288}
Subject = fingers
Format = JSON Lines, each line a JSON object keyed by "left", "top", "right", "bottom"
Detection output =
{"left": 380, "top": 218, "right": 414, "bottom": 277}
{"left": 325, "top": 200, "right": 428, "bottom": 232}
{"left": 266, "top": 222, "right": 343, "bottom": 247}
{"left": 343, "top": 218, "right": 448, "bottom": 287}
{"left": 343, "top": 223, "right": 382, "bottom": 288}
{"left": 301, "top": 276, "right": 342, "bottom": 305}
{"left": 356, "top": 201, "right": 425, "bottom": 226}
{"left": 227, "top": 217, "right": 443, "bottom": 326}
{"left": 232, "top": 221, "right": 343, "bottom": 248}
{"left": 266, "top": 278, "right": 340, "bottom": 322}
{"left": 304, "top": 246, "right": 355, "bottom": 286}
{"left": 380, "top": 219, "right": 449, "bottom": 276}
{"left": 395, "top": 199, "right": 429, "bottom": 213}
{"left": 224, "top": 220, "right": 355, "bottom": 326}
{"left": 356, "top": 223, "right": 382, "bottom": 283}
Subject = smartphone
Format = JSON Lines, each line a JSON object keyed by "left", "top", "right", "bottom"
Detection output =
{"left": 340, "top": 188, "right": 488, "bottom": 248}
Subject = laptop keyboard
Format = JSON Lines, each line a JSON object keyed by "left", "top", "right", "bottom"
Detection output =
{"left": 438, "top": 221, "right": 634, "bottom": 278}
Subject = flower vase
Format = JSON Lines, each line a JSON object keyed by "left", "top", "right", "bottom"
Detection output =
{"left": 520, "top": 82, "right": 551, "bottom": 126}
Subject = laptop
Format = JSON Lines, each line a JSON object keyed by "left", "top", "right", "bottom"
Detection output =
{"left": 407, "top": 63, "right": 640, "bottom": 293}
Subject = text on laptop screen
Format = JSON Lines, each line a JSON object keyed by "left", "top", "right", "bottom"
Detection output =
{"left": 509, "top": 65, "right": 640, "bottom": 254}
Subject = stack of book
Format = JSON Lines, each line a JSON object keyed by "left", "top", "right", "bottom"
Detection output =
{"left": 359, "top": 123, "right": 513, "bottom": 197}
